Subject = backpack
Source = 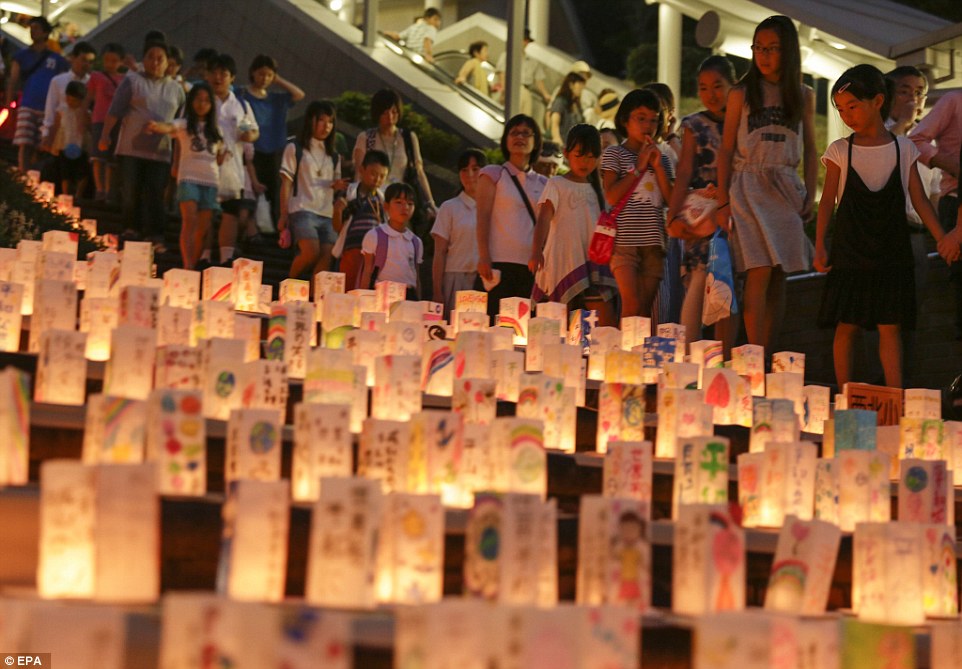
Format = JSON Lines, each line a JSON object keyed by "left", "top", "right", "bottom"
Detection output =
{"left": 369, "top": 226, "right": 422, "bottom": 287}
{"left": 289, "top": 139, "right": 340, "bottom": 197}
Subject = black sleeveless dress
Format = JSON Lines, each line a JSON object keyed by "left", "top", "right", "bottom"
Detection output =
{"left": 817, "top": 134, "right": 916, "bottom": 330}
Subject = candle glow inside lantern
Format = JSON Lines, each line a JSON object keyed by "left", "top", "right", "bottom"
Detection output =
{"left": 146, "top": 389, "right": 206, "bottom": 495}
{"left": 837, "top": 450, "right": 891, "bottom": 532}
{"left": 525, "top": 317, "right": 561, "bottom": 372}
{"left": 464, "top": 492, "right": 557, "bottom": 605}
{"left": 742, "top": 441, "right": 818, "bottom": 527}
{"left": 82, "top": 394, "right": 147, "bottom": 464}
{"left": 853, "top": 521, "right": 925, "bottom": 625}
{"left": 673, "top": 436, "right": 730, "bottom": 518}
{"left": 604, "top": 349, "right": 644, "bottom": 385}
{"left": 375, "top": 492, "right": 444, "bottom": 603}
{"left": 156, "top": 305, "right": 192, "bottom": 347}
{"left": 898, "top": 459, "right": 953, "bottom": 525}
{"left": 80, "top": 297, "right": 119, "bottom": 361}
{"left": 292, "top": 403, "right": 352, "bottom": 501}
{"left": 270, "top": 301, "right": 315, "bottom": 379}
{"left": 453, "top": 330, "right": 491, "bottom": 380}
{"left": 517, "top": 373, "right": 567, "bottom": 452}
{"left": 452, "top": 377, "right": 497, "bottom": 425}
{"left": 35, "top": 329, "right": 87, "bottom": 405}
{"left": 321, "top": 291, "right": 359, "bottom": 348}
{"left": 603, "top": 441, "right": 653, "bottom": 512}
{"left": 835, "top": 409, "right": 878, "bottom": 452}
{"left": 0, "top": 282, "right": 24, "bottom": 352}
{"left": 750, "top": 397, "right": 799, "bottom": 453}
{"left": 306, "top": 476, "right": 383, "bottom": 608}
{"left": 344, "top": 328, "right": 385, "bottom": 386}
{"left": 899, "top": 417, "right": 946, "bottom": 462}
{"left": 673, "top": 504, "right": 745, "bottom": 615}
{"left": 802, "top": 384, "right": 830, "bottom": 434}
{"left": 278, "top": 278, "right": 310, "bottom": 303}
{"left": 587, "top": 326, "right": 621, "bottom": 381}
{"left": 491, "top": 417, "right": 547, "bottom": 498}
{"left": 421, "top": 339, "right": 454, "bottom": 397}
{"left": 29, "top": 278, "right": 77, "bottom": 354}
{"left": 103, "top": 325, "right": 157, "bottom": 400}
{"left": 577, "top": 495, "right": 651, "bottom": 609}
{"left": 359, "top": 418, "right": 412, "bottom": 493}
{"left": 543, "top": 342, "right": 586, "bottom": 407}
{"left": 413, "top": 410, "right": 467, "bottom": 505}
{"left": 39, "top": 460, "right": 96, "bottom": 598}
{"left": 597, "top": 382, "right": 646, "bottom": 454}
{"left": 216, "top": 479, "right": 290, "bottom": 602}
{"left": 764, "top": 516, "right": 841, "bottom": 615}
{"left": 230, "top": 258, "right": 263, "bottom": 312}
{"left": 489, "top": 349, "right": 522, "bottom": 401}
{"left": 0, "top": 367, "right": 30, "bottom": 485}
{"left": 225, "top": 408, "right": 283, "bottom": 483}
{"left": 731, "top": 344, "right": 765, "bottom": 395}
{"left": 161, "top": 268, "right": 200, "bottom": 308}
{"left": 373, "top": 354, "right": 422, "bottom": 420}
{"left": 497, "top": 297, "right": 530, "bottom": 345}
{"left": 655, "top": 387, "right": 711, "bottom": 459}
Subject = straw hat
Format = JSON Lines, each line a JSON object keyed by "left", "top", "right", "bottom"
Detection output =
{"left": 597, "top": 91, "right": 620, "bottom": 122}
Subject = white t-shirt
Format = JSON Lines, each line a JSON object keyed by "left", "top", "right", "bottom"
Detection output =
{"left": 480, "top": 162, "right": 547, "bottom": 265}
{"left": 361, "top": 223, "right": 422, "bottom": 288}
{"left": 172, "top": 119, "right": 221, "bottom": 188}
{"left": 42, "top": 70, "right": 90, "bottom": 140}
{"left": 215, "top": 91, "right": 258, "bottom": 200}
{"left": 280, "top": 138, "right": 342, "bottom": 217}
{"left": 431, "top": 191, "right": 478, "bottom": 272}
{"left": 821, "top": 135, "right": 919, "bottom": 205}
{"left": 399, "top": 20, "right": 438, "bottom": 56}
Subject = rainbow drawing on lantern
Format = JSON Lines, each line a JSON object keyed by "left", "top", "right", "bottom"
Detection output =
{"left": 510, "top": 423, "right": 545, "bottom": 483}
{"left": 102, "top": 397, "right": 145, "bottom": 461}
{"left": 423, "top": 346, "right": 453, "bottom": 386}
{"left": 8, "top": 370, "right": 30, "bottom": 482}
{"left": 209, "top": 282, "right": 231, "bottom": 302}
{"left": 767, "top": 558, "right": 808, "bottom": 609}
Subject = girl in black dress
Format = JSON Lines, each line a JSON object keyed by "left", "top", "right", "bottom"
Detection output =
{"left": 814, "top": 64, "right": 951, "bottom": 388}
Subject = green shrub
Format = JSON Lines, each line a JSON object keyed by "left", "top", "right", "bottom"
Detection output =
{"left": 0, "top": 169, "right": 100, "bottom": 254}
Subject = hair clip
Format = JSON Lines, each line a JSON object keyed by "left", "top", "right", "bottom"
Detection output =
{"left": 837, "top": 82, "right": 852, "bottom": 94}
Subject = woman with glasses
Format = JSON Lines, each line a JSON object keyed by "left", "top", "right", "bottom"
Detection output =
{"left": 714, "top": 15, "right": 816, "bottom": 354}
{"left": 475, "top": 114, "right": 547, "bottom": 318}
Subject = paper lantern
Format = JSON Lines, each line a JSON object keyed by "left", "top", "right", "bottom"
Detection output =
{"left": 930, "top": 621, "right": 962, "bottom": 669}
{"left": 602, "top": 441, "right": 653, "bottom": 511}
{"left": 320, "top": 291, "right": 358, "bottom": 348}
{"left": 217, "top": 479, "right": 290, "bottom": 602}
{"left": 388, "top": 299, "right": 422, "bottom": 324}
{"left": 656, "top": 323, "right": 686, "bottom": 361}
{"left": 314, "top": 269, "right": 345, "bottom": 307}
{"left": 421, "top": 339, "right": 454, "bottom": 397}
{"left": 452, "top": 330, "right": 491, "bottom": 381}
{"left": 118, "top": 241, "right": 153, "bottom": 288}
{"left": 455, "top": 309, "right": 489, "bottom": 334}
{"left": 835, "top": 409, "right": 878, "bottom": 452}
{"left": 0, "top": 367, "right": 30, "bottom": 485}
{"left": 190, "top": 300, "right": 234, "bottom": 344}
{"left": 750, "top": 397, "right": 798, "bottom": 453}
{"left": 82, "top": 394, "right": 146, "bottom": 464}
{"left": 837, "top": 450, "right": 891, "bottom": 532}
{"left": 568, "top": 309, "right": 597, "bottom": 353}
{"left": 232, "top": 314, "right": 261, "bottom": 362}
{"left": 269, "top": 301, "right": 314, "bottom": 379}
{"left": 29, "top": 279, "right": 76, "bottom": 353}
{"left": 20, "top": 601, "right": 126, "bottom": 669}
{"left": 464, "top": 492, "right": 556, "bottom": 605}
{"left": 731, "top": 344, "right": 765, "bottom": 395}
{"left": 36, "top": 250, "right": 74, "bottom": 281}
{"left": 525, "top": 316, "right": 561, "bottom": 371}
{"left": 737, "top": 452, "right": 766, "bottom": 527}
{"left": 154, "top": 345, "right": 202, "bottom": 390}
{"left": 946, "top": 421, "right": 962, "bottom": 486}
{"left": 395, "top": 600, "right": 492, "bottom": 669}
{"left": 673, "top": 436, "right": 730, "bottom": 518}
{"left": 374, "top": 279, "right": 407, "bottom": 314}
{"left": 491, "top": 417, "right": 547, "bottom": 498}
{"left": 146, "top": 389, "right": 206, "bottom": 495}
{"left": 103, "top": 325, "right": 156, "bottom": 400}
{"left": 453, "top": 290, "right": 488, "bottom": 332}
{"left": 34, "top": 329, "right": 87, "bottom": 405}
{"left": 904, "top": 388, "right": 941, "bottom": 418}
{"left": 11, "top": 257, "right": 36, "bottom": 316}
{"left": 654, "top": 387, "right": 711, "bottom": 458}
{"left": 919, "top": 523, "right": 959, "bottom": 617}
{"left": 813, "top": 458, "right": 839, "bottom": 525}
{"left": 660, "top": 361, "right": 699, "bottom": 390}
{"left": 620, "top": 316, "right": 650, "bottom": 350}
{"left": 875, "top": 424, "right": 902, "bottom": 479}
{"left": 494, "top": 297, "right": 529, "bottom": 345}
{"left": 225, "top": 408, "right": 282, "bottom": 483}
{"left": 802, "top": 385, "right": 830, "bottom": 434}
{"left": 490, "top": 349, "right": 523, "bottom": 401}
{"left": 587, "top": 326, "right": 621, "bottom": 381}
{"left": 517, "top": 373, "right": 567, "bottom": 452}
{"left": 359, "top": 310, "right": 386, "bottom": 332}
{"left": 764, "top": 516, "right": 841, "bottom": 614}
{"left": 119, "top": 284, "right": 159, "bottom": 329}
{"left": 543, "top": 343, "right": 586, "bottom": 407}
{"left": 771, "top": 350, "right": 805, "bottom": 375}
{"left": 702, "top": 368, "right": 749, "bottom": 425}
{"left": 577, "top": 495, "right": 651, "bottom": 609}
{"left": 640, "top": 336, "right": 675, "bottom": 383}
{"left": 305, "top": 476, "right": 382, "bottom": 608}
{"left": 161, "top": 268, "right": 200, "bottom": 308}
{"left": 358, "top": 418, "right": 412, "bottom": 493}
{"left": 277, "top": 278, "right": 310, "bottom": 304}
{"left": 156, "top": 305, "right": 192, "bottom": 347}
{"left": 673, "top": 504, "right": 745, "bottom": 615}
{"left": 898, "top": 459, "right": 953, "bottom": 525}
{"left": 766, "top": 371, "right": 804, "bottom": 418}
{"left": 383, "top": 320, "right": 423, "bottom": 359}
{"left": 290, "top": 403, "right": 352, "bottom": 501}
{"left": 200, "top": 266, "right": 233, "bottom": 303}
{"left": 239, "top": 359, "right": 289, "bottom": 415}
{"left": 453, "top": 377, "right": 497, "bottom": 425}
{"left": 458, "top": 423, "right": 494, "bottom": 504}
{"left": 84, "top": 251, "right": 119, "bottom": 299}
{"left": 304, "top": 346, "right": 356, "bottom": 404}
{"left": 38, "top": 460, "right": 96, "bottom": 598}
{"left": 597, "top": 382, "right": 646, "bottom": 453}
{"left": 853, "top": 521, "right": 925, "bottom": 625}
{"left": 375, "top": 492, "right": 444, "bottom": 603}
{"left": 344, "top": 328, "right": 384, "bottom": 386}
{"left": 689, "top": 339, "right": 723, "bottom": 385}
{"left": 412, "top": 410, "right": 466, "bottom": 505}
{"left": 229, "top": 258, "right": 262, "bottom": 312}
{"left": 604, "top": 349, "right": 644, "bottom": 384}
{"left": 373, "top": 354, "right": 421, "bottom": 420}
{"left": 899, "top": 417, "right": 946, "bottom": 461}
{"left": 0, "top": 282, "right": 24, "bottom": 351}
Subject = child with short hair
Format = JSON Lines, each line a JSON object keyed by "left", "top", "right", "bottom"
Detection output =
{"left": 333, "top": 149, "right": 390, "bottom": 289}
{"left": 360, "top": 182, "right": 423, "bottom": 300}
{"left": 85, "top": 42, "right": 125, "bottom": 200}
{"left": 50, "top": 80, "right": 89, "bottom": 198}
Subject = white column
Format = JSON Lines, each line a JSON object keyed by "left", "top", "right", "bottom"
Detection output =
{"left": 362, "top": 0, "right": 378, "bottom": 48}
{"left": 657, "top": 3, "right": 682, "bottom": 100}
{"left": 528, "top": 0, "right": 550, "bottom": 44}
{"left": 97, "top": 0, "right": 105, "bottom": 25}
{"left": 338, "top": 0, "right": 356, "bottom": 24}
{"left": 504, "top": 0, "right": 526, "bottom": 120}
{"left": 424, "top": 0, "right": 443, "bottom": 10}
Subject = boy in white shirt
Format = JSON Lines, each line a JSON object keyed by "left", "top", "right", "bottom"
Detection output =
{"left": 360, "top": 182, "right": 423, "bottom": 300}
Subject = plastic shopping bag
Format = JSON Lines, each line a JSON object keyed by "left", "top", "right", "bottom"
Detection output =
{"left": 703, "top": 230, "right": 738, "bottom": 326}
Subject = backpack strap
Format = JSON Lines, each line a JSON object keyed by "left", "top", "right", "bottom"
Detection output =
{"left": 291, "top": 141, "right": 304, "bottom": 197}
{"left": 374, "top": 226, "right": 389, "bottom": 272}
{"left": 365, "top": 128, "right": 376, "bottom": 153}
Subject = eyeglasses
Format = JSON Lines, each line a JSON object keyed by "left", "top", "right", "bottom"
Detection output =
{"left": 751, "top": 44, "right": 781, "bottom": 55}
{"left": 508, "top": 129, "right": 534, "bottom": 139}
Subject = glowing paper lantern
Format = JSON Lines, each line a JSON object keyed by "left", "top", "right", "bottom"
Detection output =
{"left": 689, "top": 339, "right": 723, "bottom": 385}
{"left": 853, "top": 521, "right": 925, "bottom": 625}
{"left": 491, "top": 417, "right": 547, "bottom": 498}
{"left": 10, "top": 257, "right": 36, "bottom": 315}
{"left": 702, "top": 368, "right": 745, "bottom": 425}
{"left": 320, "top": 291, "right": 358, "bottom": 348}
{"left": 305, "top": 476, "right": 382, "bottom": 608}
{"left": 904, "top": 388, "right": 941, "bottom": 419}
{"left": 450, "top": 378, "right": 495, "bottom": 427}
{"left": 359, "top": 418, "right": 412, "bottom": 493}
{"left": 29, "top": 279, "right": 76, "bottom": 353}
{"left": 655, "top": 387, "right": 710, "bottom": 458}
{"left": 21, "top": 601, "right": 125, "bottom": 669}
{"left": 217, "top": 479, "right": 290, "bottom": 602}
{"left": 802, "top": 385, "right": 830, "bottom": 434}
{"left": 154, "top": 345, "right": 202, "bottom": 390}
{"left": 453, "top": 290, "right": 487, "bottom": 334}
{"left": 161, "top": 268, "right": 200, "bottom": 308}
{"left": 660, "top": 361, "right": 699, "bottom": 390}
{"left": 525, "top": 316, "right": 561, "bottom": 371}
{"left": 498, "top": 297, "right": 530, "bottom": 345}
{"left": 517, "top": 373, "right": 567, "bottom": 451}
{"left": 146, "top": 389, "right": 206, "bottom": 495}
{"left": 771, "top": 350, "right": 805, "bottom": 375}
{"left": 920, "top": 523, "right": 959, "bottom": 617}
{"left": 344, "top": 328, "right": 385, "bottom": 386}
{"left": 750, "top": 397, "right": 798, "bottom": 453}
{"left": 413, "top": 410, "right": 466, "bottom": 504}
{"left": 491, "top": 349, "right": 523, "bottom": 401}
{"left": 837, "top": 450, "right": 891, "bottom": 532}
{"left": 238, "top": 359, "right": 289, "bottom": 415}
{"left": 38, "top": 460, "right": 96, "bottom": 598}
{"left": 190, "top": 300, "right": 234, "bottom": 345}
{"left": 597, "top": 382, "right": 646, "bottom": 453}
{"left": 314, "top": 270, "right": 345, "bottom": 310}
{"left": 82, "top": 394, "right": 146, "bottom": 464}
{"left": 464, "top": 492, "right": 556, "bottom": 604}
{"left": 34, "top": 329, "right": 87, "bottom": 405}
{"left": 602, "top": 441, "right": 653, "bottom": 511}
{"left": 488, "top": 325, "right": 514, "bottom": 352}
{"left": 731, "top": 344, "right": 765, "bottom": 395}
{"left": 83, "top": 252, "right": 119, "bottom": 300}
{"left": 421, "top": 339, "right": 454, "bottom": 397}
{"left": 945, "top": 421, "right": 962, "bottom": 486}
{"left": 673, "top": 436, "right": 730, "bottom": 518}
{"left": 375, "top": 279, "right": 407, "bottom": 314}
{"left": 395, "top": 600, "right": 491, "bottom": 669}
{"left": 0, "top": 367, "right": 30, "bottom": 485}
{"left": 640, "top": 336, "right": 675, "bottom": 383}
{"left": 656, "top": 323, "right": 685, "bottom": 361}
{"left": 225, "top": 408, "right": 282, "bottom": 483}
{"left": 620, "top": 316, "right": 650, "bottom": 350}
{"left": 201, "top": 266, "right": 233, "bottom": 303}
{"left": 375, "top": 492, "right": 444, "bottom": 603}
{"left": 41, "top": 230, "right": 77, "bottom": 254}
{"left": 373, "top": 354, "right": 421, "bottom": 420}
{"left": 0, "top": 282, "right": 24, "bottom": 351}
{"left": 36, "top": 250, "right": 74, "bottom": 282}
{"left": 587, "top": 326, "right": 621, "bottom": 381}
{"left": 103, "top": 325, "right": 156, "bottom": 400}
{"left": 931, "top": 621, "right": 962, "bottom": 669}
{"left": 673, "top": 504, "right": 745, "bottom": 615}
{"left": 898, "top": 459, "right": 952, "bottom": 525}
{"left": 765, "top": 516, "right": 841, "bottom": 614}
{"left": 813, "top": 458, "right": 839, "bottom": 525}
{"left": 278, "top": 278, "right": 310, "bottom": 303}
{"left": 291, "top": 403, "right": 352, "bottom": 501}
{"left": 388, "top": 299, "right": 422, "bottom": 324}
{"left": 577, "top": 496, "right": 650, "bottom": 609}
{"left": 899, "top": 417, "right": 946, "bottom": 461}
{"left": 230, "top": 258, "right": 262, "bottom": 312}
{"left": 118, "top": 241, "right": 153, "bottom": 288}
{"left": 456, "top": 309, "right": 488, "bottom": 334}
{"left": 543, "top": 343, "right": 586, "bottom": 406}
{"left": 604, "top": 349, "right": 643, "bottom": 384}
{"left": 156, "top": 305, "right": 192, "bottom": 347}
{"left": 270, "top": 301, "right": 315, "bottom": 379}
{"left": 453, "top": 330, "right": 491, "bottom": 380}
{"left": 119, "top": 284, "right": 159, "bottom": 329}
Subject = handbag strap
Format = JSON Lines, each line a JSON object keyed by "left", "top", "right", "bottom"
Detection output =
{"left": 609, "top": 172, "right": 643, "bottom": 219}
{"left": 503, "top": 166, "right": 537, "bottom": 226}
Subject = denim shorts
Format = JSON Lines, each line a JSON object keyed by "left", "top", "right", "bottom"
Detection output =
{"left": 177, "top": 182, "right": 221, "bottom": 211}
{"left": 290, "top": 211, "right": 336, "bottom": 245}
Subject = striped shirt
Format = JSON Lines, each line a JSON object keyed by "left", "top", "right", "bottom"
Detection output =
{"left": 600, "top": 143, "right": 674, "bottom": 248}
